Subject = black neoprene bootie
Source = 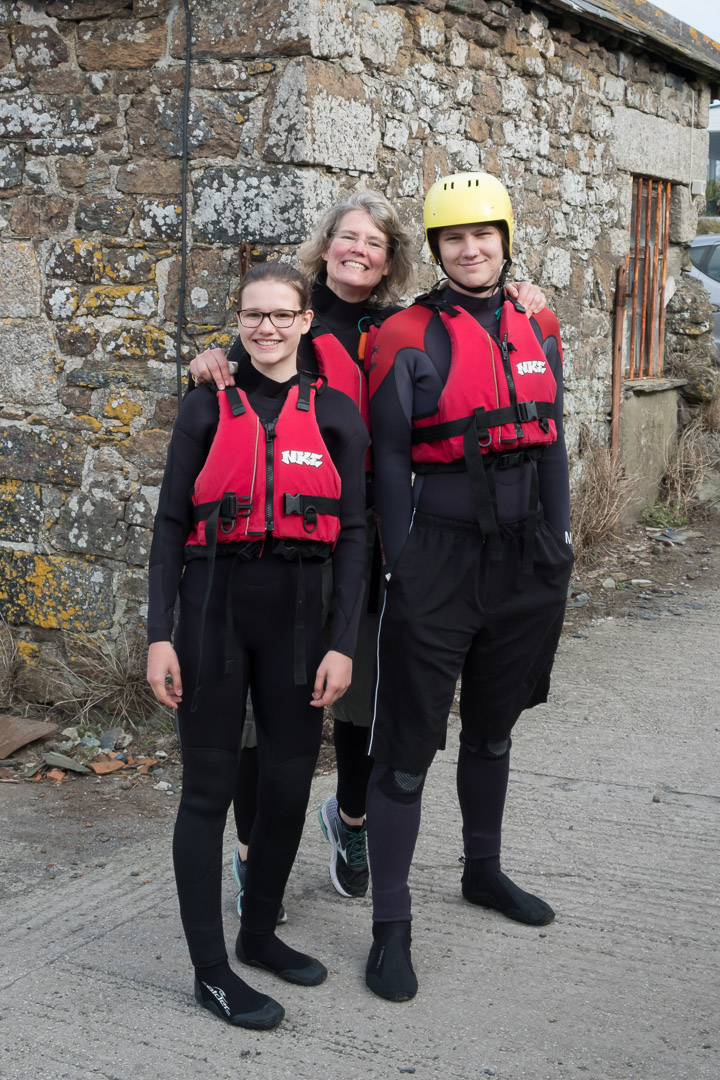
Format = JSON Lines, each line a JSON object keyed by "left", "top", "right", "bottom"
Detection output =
{"left": 365, "top": 920, "right": 418, "bottom": 1002}
{"left": 193, "top": 962, "right": 285, "bottom": 1030}
{"left": 461, "top": 855, "right": 555, "bottom": 926}
{"left": 236, "top": 927, "right": 328, "bottom": 986}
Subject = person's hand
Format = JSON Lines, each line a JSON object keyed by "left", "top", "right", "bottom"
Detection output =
{"left": 188, "top": 348, "right": 236, "bottom": 389}
{"left": 310, "top": 650, "right": 352, "bottom": 708}
{"left": 147, "top": 641, "right": 183, "bottom": 709}
{"left": 507, "top": 280, "right": 546, "bottom": 316}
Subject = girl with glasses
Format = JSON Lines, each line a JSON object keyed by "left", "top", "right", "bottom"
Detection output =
{"left": 147, "top": 263, "right": 369, "bottom": 1028}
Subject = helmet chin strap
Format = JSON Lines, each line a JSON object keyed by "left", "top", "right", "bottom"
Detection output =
{"left": 439, "top": 258, "right": 513, "bottom": 295}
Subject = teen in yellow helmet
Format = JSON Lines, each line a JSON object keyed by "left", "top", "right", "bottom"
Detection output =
{"left": 363, "top": 171, "right": 573, "bottom": 1002}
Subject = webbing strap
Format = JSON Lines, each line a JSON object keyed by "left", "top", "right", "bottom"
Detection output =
{"left": 296, "top": 371, "right": 313, "bottom": 412}
{"left": 411, "top": 400, "right": 554, "bottom": 445}
{"left": 192, "top": 492, "right": 251, "bottom": 528}
{"left": 283, "top": 493, "right": 340, "bottom": 534}
{"left": 225, "top": 385, "right": 245, "bottom": 416}
{"left": 463, "top": 415, "right": 501, "bottom": 562}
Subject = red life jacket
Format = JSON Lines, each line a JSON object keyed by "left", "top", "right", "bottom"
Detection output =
{"left": 370, "top": 294, "right": 558, "bottom": 467}
{"left": 311, "top": 317, "right": 384, "bottom": 473}
{"left": 370, "top": 292, "right": 562, "bottom": 573}
{"left": 311, "top": 322, "right": 370, "bottom": 432}
{"left": 186, "top": 375, "right": 341, "bottom": 553}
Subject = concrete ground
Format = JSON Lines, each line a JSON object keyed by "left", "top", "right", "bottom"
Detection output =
{"left": 1, "top": 584, "right": 718, "bottom": 1080}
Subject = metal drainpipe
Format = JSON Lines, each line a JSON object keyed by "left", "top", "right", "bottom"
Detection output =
{"left": 175, "top": 0, "right": 192, "bottom": 408}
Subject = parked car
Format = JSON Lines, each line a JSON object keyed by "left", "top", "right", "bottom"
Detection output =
{"left": 689, "top": 234, "right": 720, "bottom": 351}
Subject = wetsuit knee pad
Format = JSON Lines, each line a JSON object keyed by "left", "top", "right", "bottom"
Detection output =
{"left": 376, "top": 763, "right": 427, "bottom": 804}
{"left": 459, "top": 734, "right": 512, "bottom": 760}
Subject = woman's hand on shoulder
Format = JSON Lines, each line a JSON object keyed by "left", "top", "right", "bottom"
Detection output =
{"left": 188, "top": 348, "right": 236, "bottom": 389}
{"left": 147, "top": 641, "right": 183, "bottom": 709}
{"left": 508, "top": 280, "right": 546, "bottom": 316}
{"left": 310, "top": 650, "right": 352, "bottom": 708}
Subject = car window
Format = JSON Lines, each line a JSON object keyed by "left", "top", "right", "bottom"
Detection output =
{"left": 705, "top": 244, "right": 720, "bottom": 284}
{"left": 690, "top": 245, "right": 708, "bottom": 272}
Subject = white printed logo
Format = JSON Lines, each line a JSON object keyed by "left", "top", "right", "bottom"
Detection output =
{"left": 516, "top": 360, "right": 547, "bottom": 376}
{"left": 281, "top": 450, "right": 323, "bottom": 468}
{"left": 201, "top": 981, "right": 231, "bottom": 1016}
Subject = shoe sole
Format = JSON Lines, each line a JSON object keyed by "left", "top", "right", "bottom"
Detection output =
{"left": 194, "top": 982, "right": 285, "bottom": 1030}
{"left": 318, "top": 802, "right": 355, "bottom": 898}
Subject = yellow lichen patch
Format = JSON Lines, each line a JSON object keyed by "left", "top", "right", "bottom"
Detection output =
{"left": 101, "top": 325, "right": 170, "bottom": 360}
{"left": 17, "top": 640, "right": 39, "bottom": 661}
{"left": 0, "top": 478, "right": 23, "bottom": 497}
{"left": 195, "top": 330, "right": 236, "bottom": 351}
{"left": 0, "top": 552, "right": 113, "bottom": 632}
{"left": 78, "top": 284, "right": 158, "bottom": 319}
{"left": 103, "top": 397, "right": 143, "bottom": 424}
{"left": 72, "top": 414, "right": 103, "bottom": 433}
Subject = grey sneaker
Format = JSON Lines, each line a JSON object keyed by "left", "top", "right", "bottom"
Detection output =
{"left": 318, "top": 794, "right": 369, "bottom": 898}
{"left": 232, "top": 849, "right": 287, "bottom": 924}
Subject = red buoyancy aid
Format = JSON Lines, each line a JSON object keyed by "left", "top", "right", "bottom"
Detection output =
{"left": 186, "top": 377, "right": 342, "bottom": 552}
{"left": 412, "top": 299, "right": 557, "bottom": 464}
{"left": 369, "top": 295, "right": 559, "bottom": 466}
{"left": 311, "top": 323, "right": 370, "bottom": 432}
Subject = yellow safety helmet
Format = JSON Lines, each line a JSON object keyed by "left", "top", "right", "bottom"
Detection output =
{"left": 424, "top": 172, "right": 514, "bottom": 263}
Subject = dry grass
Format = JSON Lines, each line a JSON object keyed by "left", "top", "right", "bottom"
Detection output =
{"left": 0, "top": 616, "right": 22, "bottom": 711}
{"left": 571, "top": 446, "right": 637, "bottom": 564}
{"left": 662, "top": 417, "right": 720, "bottom": 511}
{"left": 49, "top": 631, "right": 160, "bottom": 729}
{"left": 698, "top": 390, "right": 720, "bottom": 436}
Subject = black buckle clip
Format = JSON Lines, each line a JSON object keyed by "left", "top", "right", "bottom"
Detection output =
{"left": 515, "top": 401, "right": 539, "bottom": 423}
{"left": 285, "top": 494, "right": 318, "bottom": 532}
{"left": 219, "top": 493, "right": 251, "bottom": 533}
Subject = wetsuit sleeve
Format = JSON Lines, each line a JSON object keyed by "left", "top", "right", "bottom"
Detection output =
{"left": 147, "top": 386, "right": 219, "bottom": 643}
{"left": 316, "top": 389, "right": 370, "bottom": 658}
{"left": 533, "top": 316, "right": 571, "bottom": 542}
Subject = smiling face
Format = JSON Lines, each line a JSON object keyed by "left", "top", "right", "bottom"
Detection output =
{"left": 435, "top": 222, "right": 506, "bottom": 296}
{"left": 322, "top": 208, "right": 392, "bottom": 303}
{"left": 237, "top": 280, "right": 312, "bottom": 383}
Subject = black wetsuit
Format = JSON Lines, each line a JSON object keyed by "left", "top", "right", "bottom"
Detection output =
{"left": 366, "top": 285, "right": 573, "bottom": 923}
{"left": 148, "top": 365, "right": 368, "bottom": 965}
{"left": 222, "top": 280, "right": 400, "bottom": 830}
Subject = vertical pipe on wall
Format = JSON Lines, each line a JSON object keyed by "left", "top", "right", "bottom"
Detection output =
{"left": 175, "top": 0, "right": 193, "bottom": 408}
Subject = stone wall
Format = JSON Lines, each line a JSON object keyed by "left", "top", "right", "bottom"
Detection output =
{"left": 0, "top": 0, "right": 714, "bottom": 668}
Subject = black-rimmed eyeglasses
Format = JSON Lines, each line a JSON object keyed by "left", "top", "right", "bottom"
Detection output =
{"left": 237, "top": 309, "right": 306, "bottom": 328}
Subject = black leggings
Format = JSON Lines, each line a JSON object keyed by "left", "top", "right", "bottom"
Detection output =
{"left": 173, "top": 551, "right": 325, "bottom": 967}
